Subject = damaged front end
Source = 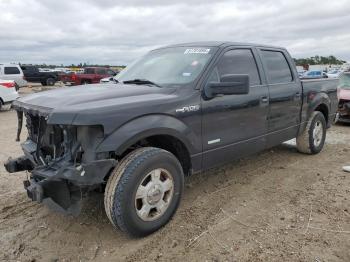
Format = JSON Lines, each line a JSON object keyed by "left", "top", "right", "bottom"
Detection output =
{"left": 338, "top": 99, "right": 350, "bottom": 123}
{"left": 4, "top": 105, "right": 116, "bottom": 215}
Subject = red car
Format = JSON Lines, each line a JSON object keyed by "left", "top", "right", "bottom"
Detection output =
{"left": 337, "top": 72, "right": 350, "bottom": 123}
{"left": 61, "top": 67, "right": 116, "bottom": 85}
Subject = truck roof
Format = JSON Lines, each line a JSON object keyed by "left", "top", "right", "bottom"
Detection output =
{"left": 158, "top": 41, "right": 286, "bottom": 51}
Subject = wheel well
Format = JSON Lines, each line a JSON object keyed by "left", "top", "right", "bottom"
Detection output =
{"left": 315, "top": 104, "right": 329, "bottom": 124}
{"left": 120, "top": 135, "right": 192, "bottom": 176}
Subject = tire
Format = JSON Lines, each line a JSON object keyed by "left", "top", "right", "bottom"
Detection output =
{"left": 81, "top": 80, "right": 90, "bottom": 85}
{"left": 296, "top": 111, "right": 327, "bottom": 154}
{"left": 41, "top": 81, "right": 47, "bottom": 86}
{"left": 104, "top": 147, "right": 184, "bottom": 237}
{"left": 46, "top": 78, "right": 55, "bottom": 86}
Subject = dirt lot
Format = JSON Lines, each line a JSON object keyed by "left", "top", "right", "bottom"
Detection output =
{"left": 0, "top": 88, "right": 349, "bottom": 261}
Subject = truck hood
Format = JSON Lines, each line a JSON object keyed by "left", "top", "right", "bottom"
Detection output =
{"left": 13, "top": 83, "right": 178, "bottom": 133}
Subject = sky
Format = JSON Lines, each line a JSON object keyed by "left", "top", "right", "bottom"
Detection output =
{"left": 0, "top": 0, "right": 349, "bottom": 65}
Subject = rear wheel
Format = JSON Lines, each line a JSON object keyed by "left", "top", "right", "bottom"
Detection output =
{"left": 46, "top": 78, "right": 55, "bottom": 86}
{"left": 296, "top": 111, "right": 326, "bottom": 154}
{"left": 104, "top": 147, "right": 184, "bottom": 237}
{"left": 81, "top": 80, "right": 90, "bottom": 85}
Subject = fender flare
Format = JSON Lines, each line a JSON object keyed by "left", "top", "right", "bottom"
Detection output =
{"left": 307, "top": 92, "right": 331, "bottom": 122}
{"left": 298, "top": 93, "right": 331, "bottom": 135}
{"left": 96, "top": 114, "right": 200, "bottom": 155}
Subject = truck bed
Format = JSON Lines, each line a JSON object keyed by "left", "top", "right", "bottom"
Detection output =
{"left": 300, "top": 78, "right": 338, "bottom": 126}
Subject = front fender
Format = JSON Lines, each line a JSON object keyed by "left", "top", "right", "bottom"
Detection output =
{"left": 95, "top": 114, "right": 199, "bottom": 155}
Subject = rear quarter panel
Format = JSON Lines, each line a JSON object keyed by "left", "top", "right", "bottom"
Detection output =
{"left": 299, "top": 78, "right": 338, "bottom": 132}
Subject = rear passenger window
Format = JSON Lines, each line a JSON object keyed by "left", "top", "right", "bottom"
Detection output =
{"left": 4, "top": 67, "right": 20, "bottom": 75}
{"left": 210, "top": 49, "right": 261, "bottom": 86}
{"left": 261, "top": 50, "right": 293, "bottom": 84}
{"left": 84, "top": 68, "right": 95, "bottom": 74}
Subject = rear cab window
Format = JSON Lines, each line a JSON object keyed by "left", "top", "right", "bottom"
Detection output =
{"left": 96, "top": 68, "right": 107, "bottom": 75}
{"left": 261, "top": 50, "right": 293, "bottom": 84}
{"left": 84, "top": 68, "right": 96, "bottom": 74}
{"left": 4, "top": 66, "right": 21, "bottom": 75}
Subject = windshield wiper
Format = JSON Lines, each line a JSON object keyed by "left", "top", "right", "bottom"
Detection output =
{"left": 123, "top": 79, "right": 161, "bottom": 87}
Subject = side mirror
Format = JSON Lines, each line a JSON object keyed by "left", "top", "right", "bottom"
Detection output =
{"left": 205, "top": 74, "right": 249, "bottom": 99}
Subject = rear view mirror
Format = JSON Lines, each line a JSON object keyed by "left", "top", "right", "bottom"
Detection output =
{"left": 205, "top": 74, "right": 249, "bottom": 99}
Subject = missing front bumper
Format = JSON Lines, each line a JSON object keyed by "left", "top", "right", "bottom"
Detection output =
{"left": 5, "top": 155, "right": 116, "bottom": 215}
{"left": 23, "top": 178, "right": 82, "bottom": 216}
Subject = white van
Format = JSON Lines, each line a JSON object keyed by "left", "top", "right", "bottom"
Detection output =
{"left": 0, "top": 79, "right": 19, "bottom": 110}
{"left": 0, "top": 64, "right": 27, "bottom": 89}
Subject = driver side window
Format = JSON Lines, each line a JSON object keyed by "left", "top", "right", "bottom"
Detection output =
{"left": 208, "top": 49, "right": 261, "bottom": 86}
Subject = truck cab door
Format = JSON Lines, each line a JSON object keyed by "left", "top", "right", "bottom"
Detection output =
{"left": 258, "top": 49, "right": 302, "bottom": 147}
{"left": 201, "top": 48, "right": 269, "bottom": 170}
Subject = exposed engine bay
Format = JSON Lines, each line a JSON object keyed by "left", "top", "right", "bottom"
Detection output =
{"left": 5, "top": 109, "right": 116, "bottom": 215}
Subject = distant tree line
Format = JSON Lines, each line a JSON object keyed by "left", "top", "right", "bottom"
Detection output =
{"left": 293, "top": 55, "right": 346, "bottom": 66}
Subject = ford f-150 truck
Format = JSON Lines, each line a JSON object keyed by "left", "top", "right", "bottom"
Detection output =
{"left": 60, "top": 67, "right": 116, "bottom": 85}
{"left": 5, "top": 42, "right": 338, "bottom": 237}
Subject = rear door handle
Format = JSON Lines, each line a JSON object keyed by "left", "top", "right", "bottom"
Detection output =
{"left": 295, "top": 92, "right": 301, "bottom": 98}
{"left": 261, "top": 96, "right": 269, "bottom": 103}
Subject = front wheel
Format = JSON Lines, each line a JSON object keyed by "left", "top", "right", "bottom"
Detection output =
{"left": 104, "top": 147, "right": 184, "bottom": 237}
{"left": 296, "top": 111, "right": 326, "bottom": 154}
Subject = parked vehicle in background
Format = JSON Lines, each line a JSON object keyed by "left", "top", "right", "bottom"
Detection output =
{"left": 0, "top": 64, "right": 27, "bottom": 90}
{"left": 61, "top": 67, "right": 116, "bottom": 85}
{"left": 0, "top": 79, "right": 19, "bottom": 110}
{"left": 300, "top": 70, "right": 328, "bottom": 79}
{"left": 21, "top": 65, "right": 58, "bottom": 86}
{"left": 5, "top": 42, "right": 338, "bottom": 237}
{"left": 327, "top": 70, "right": 343, "bottom": 78}
{"left": 298, "top": 70, "right": 306, "bottom": 77}
{"left": 337, "top": 72, "right": 350, "bottom": 123}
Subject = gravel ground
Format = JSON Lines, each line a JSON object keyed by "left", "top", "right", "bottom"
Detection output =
{"left": 0, "top": 86, "right": 349, "bottom": 261}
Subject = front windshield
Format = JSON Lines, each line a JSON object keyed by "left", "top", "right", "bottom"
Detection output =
{"left": 339, "top": 73, "right": 350, "bottom": 90}
{"left": 116, "top": 47, "right": 217, "bottom": 86}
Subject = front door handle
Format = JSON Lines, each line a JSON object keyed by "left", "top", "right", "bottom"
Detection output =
{"left": 295, "top": 92, "right": 301, "bottom": 98}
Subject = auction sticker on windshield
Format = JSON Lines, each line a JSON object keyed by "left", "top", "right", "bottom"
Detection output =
{"left": 184, "top": 48, "right": 211, "bottom": 54}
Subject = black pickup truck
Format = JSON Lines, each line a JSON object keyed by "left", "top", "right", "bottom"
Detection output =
{"left": 20, "top": 65, "right": 58, "bottom": 86}
{"left": 5, "top": 42, "right": 338, "bottom": 237}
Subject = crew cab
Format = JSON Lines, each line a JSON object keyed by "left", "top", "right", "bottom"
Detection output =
{"left": 21, "top": 65, "right": 58, "bottom": 86}
{"left": 5, "top": 42, "right": 338, "bottom": 237}
{"left": 61, "top": 67, "right": 116, "bottom": 85}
